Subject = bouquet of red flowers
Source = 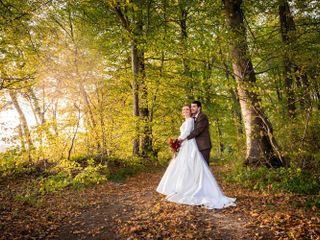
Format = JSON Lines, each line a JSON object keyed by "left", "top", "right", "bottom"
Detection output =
{"left": 168, "top": 138, "right": 181, "bottom": 152}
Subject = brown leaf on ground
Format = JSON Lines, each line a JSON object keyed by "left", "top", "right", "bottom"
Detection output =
{"left": 0, "top": 164, "right": 319, "bottom": 240}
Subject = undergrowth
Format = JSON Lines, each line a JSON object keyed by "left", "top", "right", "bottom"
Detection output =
{"left": 224, "top": 164, "right": 320, "bottom": 208}
{"left": 1, "top": 152, "right": 148, "bottom": 204}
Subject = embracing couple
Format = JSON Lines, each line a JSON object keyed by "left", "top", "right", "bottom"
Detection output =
{"left": 156, "top": 101, "right": 236, "bottom": 209}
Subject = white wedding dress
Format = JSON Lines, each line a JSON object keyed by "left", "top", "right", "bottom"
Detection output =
{"left": 156, "top": 118, "right": 236, "bottom": 209}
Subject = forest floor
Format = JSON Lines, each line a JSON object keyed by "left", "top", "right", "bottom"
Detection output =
{"left": 1, "top": 163, "right": 319, "bottom": 240}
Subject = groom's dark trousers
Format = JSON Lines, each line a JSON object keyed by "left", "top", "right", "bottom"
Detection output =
{"left": 200, "top": 149, "right": 211, "bottom": 165}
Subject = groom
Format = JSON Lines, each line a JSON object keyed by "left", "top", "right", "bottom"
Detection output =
{"left": 187, "top": 101, "right": 212, "bottom": 165}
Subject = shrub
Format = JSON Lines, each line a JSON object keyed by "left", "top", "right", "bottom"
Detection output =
{"left": 108, "top": 157, "right": 144, "bottom": 182}
{"left": 0, "top": 148, "right": 35, "bottom": 177}
{"left": 38, "top": 159, "right": 108, "bottom": 194}
{"left": 72, "top": 159, "right": 108, "bottom": 188}
{"left": 225, "top": 166, "right": 320, "bottom": 195}
{"left": 38, "top": 172, "right": 72, "bottom": 194}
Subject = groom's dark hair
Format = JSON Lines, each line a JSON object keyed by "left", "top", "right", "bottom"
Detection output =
{"left": 192, "top": 100, "right": 202, "bottom": 108}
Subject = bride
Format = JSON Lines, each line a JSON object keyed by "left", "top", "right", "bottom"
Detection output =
{"left": 156, "top": 105, "right": 236, "bottom": 209}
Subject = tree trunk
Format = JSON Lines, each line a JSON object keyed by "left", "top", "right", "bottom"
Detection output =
{"left": 9, "top": 90, "right": 33, "bottom": 153}
{"left": 229, "top": 88, "right": 243, "bottom": 135}
{"left": 279, "top": 0, "right": 311, "bottom": 116}
{"left": 315, "top": 80, "right": 320, "bottom": 110}
{"left": 132, "top": 4, "right": 153, "bottom": 158}
{"left": 113, "top": 3, "right": 153, "bottom": 157}
{"left": 131, "top": 42, "right": 141, "bottom": 156}
{"left": 17, "top": 124, "right": 26, "bottom": 151}
{"left": 79, "top": 82, "right": 96, "bottom": 128}
{"left": 25, "top": 87, "right": 47, "bottom": 160}
{"left": 66, "top": 8, "right": 100, "bottom": 153}
{"left": 218, "top": 43, "right": 243, "bottom": 135}
{"left": 52, "top": 100, "right": 59, "bottom": 137}
{"left": 27, "top": 87, "right": 45, "bottom": 124}
{"left": 179, "top": 4, "right": 193, "bottom": 100}
{"left": 133, "top": 42, "right": 153, "bottom": 158}
{"left": 279, "top": 0, "right": 297, "bottom": 118}
{"left": 215, "top": 118, "right": 224, "bottom": 157}
{"left": 67, "top": 104, "right": 81, "bottom": 160}
{"left": 96, "top": 82, "right": 108, "bottom": 159}
{"left": 223, "top": 0, "right": 286, "bottom": 167}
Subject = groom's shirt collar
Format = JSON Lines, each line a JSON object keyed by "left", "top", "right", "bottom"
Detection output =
{"left": 195, "top": 112, "right": 200, "bottom": 119}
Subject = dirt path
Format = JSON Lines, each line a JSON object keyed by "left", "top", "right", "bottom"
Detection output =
{"left": 49, "top": 168, "right": 273, "bottom": 240}
{"left": 5, "top": 164, "right": 318, "bottom": 239}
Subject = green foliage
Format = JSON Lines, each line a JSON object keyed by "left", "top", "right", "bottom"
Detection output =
{"left": 38, "top": 159, "right": 108, "bottom": 194}
{"left": 39, "top": 172, "right": 72, "bottom": 194}
{"left": 108, "top": 157, "right": 144, "bottom": 182}
{"left": 14, "top": 193, "right": 37, "bottom": 206}
{"left": 276, "top": 112, "right": 320, "bottom": 161}
{"left": 0, "top": 148, "right": 36, "bottom": 177}
{"left": 226, "top": 165, "right": 320, "bottom": 195}
{"left": 72, "top": 159, "right": 108, "bottom": 188}
{"left": 108, "top": 166, "right": 140, "bottom": 182}
{"left": 305, "top": 195, "right": 320, "bottom": 209}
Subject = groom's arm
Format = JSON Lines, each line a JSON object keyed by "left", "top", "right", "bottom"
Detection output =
{"left": 186, "top": 115, "right": 208, "bottom": 140}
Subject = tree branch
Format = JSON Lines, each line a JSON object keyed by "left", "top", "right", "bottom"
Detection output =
{"left": 113, "top": 4, "right": 132, "bottom": 33}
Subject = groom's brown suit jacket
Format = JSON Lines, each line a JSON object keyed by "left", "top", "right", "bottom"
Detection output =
{"left": 187, "top": 112, "right": 212, "bottom": 151}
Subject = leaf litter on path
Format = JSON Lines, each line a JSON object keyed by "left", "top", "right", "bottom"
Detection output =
{"left": 1, "top": 165, "right": 319, "bottom": 239}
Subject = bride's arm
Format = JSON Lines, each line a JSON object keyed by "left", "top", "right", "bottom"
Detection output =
{"left": 178, "top": 119, "right": 194, "bottom": 141}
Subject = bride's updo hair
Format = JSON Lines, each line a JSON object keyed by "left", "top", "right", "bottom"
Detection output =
{"left": 183, "top": 104, "right": 191, "bottom": 109}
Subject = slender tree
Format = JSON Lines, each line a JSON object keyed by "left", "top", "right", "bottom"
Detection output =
{"left": 111, "top": 1, "right": 153, "bottom": 157}
{"left": 8, "top": 90, "right": 33, "bottom": 160}
{"left": 279, "top": 0, "right": 311, "bottom": 117}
